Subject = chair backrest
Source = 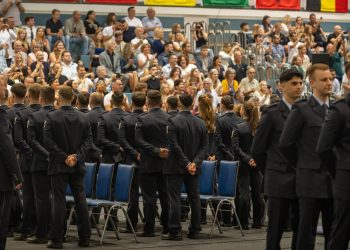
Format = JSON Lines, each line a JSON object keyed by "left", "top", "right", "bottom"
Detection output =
{"left": 84, "top": 162, "right": 97, "bottom": 198}
{"left": 217, "top": 161, "right": 239, "bottom": 197}
{"left": 199, "top": 161, "right": 217, "bottom": 195}
{"left": 95, "top": 163, "right": 115, "bottom": 200}
{"left": 114, "top": 164, "right": 134, "bottom": 203}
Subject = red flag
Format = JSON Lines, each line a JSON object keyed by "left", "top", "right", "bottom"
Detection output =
{"left": 256, "top": 0, "right": 300, "bottom": 10}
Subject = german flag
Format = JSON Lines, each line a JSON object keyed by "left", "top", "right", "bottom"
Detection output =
{"left": 306, "top": 0, "right": 348, "bottom": 13}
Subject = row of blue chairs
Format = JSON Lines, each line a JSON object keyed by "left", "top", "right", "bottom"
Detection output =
{"left": 66, "top": 162, "right": 138, "bottom": 244}
{"left": 65, "top": 160, "right": 243, "bottom": 244}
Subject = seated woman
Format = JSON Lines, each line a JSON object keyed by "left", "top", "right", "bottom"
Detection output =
{"left": 89, "top": 29, "right": 105, "bottom": 72}
{"left": 121, "top": 43, "right": 138, "bottom": 92}
{"left": 221, "top": 68, "right": 239, "bottom": 96}
{"left": 32, "top": 27, "right": 50, "bottom": 53}
{"left": 178, "top": 55, "right": 196, "bottom": 78}
{"left": 253, "top": 81, "right": 271, "bottom": 106}
{"left": 208, "top": 55, "right": 225, "bottom": 81}
{"left": 166, "top": 67, "right": 182, "bottom": 91}
{"left": 186, "top": 68, "right": 203, "bottom": 92}
{"left": 208, "top": 68, "right": 222, "bottom": 96}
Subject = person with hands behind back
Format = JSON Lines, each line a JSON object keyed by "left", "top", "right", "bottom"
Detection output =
{"left": 163, "top": 93, "right": 208, "bottom": 241}
{"left": 0, "top": 73, "right": 23, "bottom": 250}
{"left": 44, "top": 86, "right": 92, "bottom": 249}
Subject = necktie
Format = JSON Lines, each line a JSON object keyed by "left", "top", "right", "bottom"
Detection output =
{"left": 322, "top": 103, "right": 328, "bottom": 115}
{"left": 30, "top": 28, "right": 34, "bottom": 42}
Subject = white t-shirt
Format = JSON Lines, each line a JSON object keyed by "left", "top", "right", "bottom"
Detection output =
{"left": 102, "top": 26, "right": 114, "bottom": 41}
{"left": 77, "top": 78, "right": 93, "bottom": 93}
{"left": 287, "top": 41, "right": 303, "bottom": 63}
{"left": 123, "top": 17, "right": 143, "bottom": 28}
{"left": 131, "top": 37, "right": 149, "bottom": 55}
{"left": 103, "top": 92, "right": 129, "bottom": 107}
{"left": 137, "top": 53, "right": 152, "bottom": 76}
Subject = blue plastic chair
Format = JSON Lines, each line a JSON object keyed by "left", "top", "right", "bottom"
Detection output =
{"left": 66, "top": 162, "right": 98, "bottom": 236}
{"left": 207, "top": 161, "right": 244, "bottom": 238}
{"left": 98, "top": 164, "right": 137, "bottom": 244}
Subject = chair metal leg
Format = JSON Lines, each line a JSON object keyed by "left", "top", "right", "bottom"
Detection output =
{"left": 65, "top": 205, "right": 75, "bottom": 237}
{"left": 109, "top": 207, "right": 121, "bottom": 240}
{"left": 89, "top": 209, "right": 102, "bottom": 237}
{"left": 208, "top": 201, "right": 222, "bottom": 233}
{"left": 210, "top": 200, "right": 224, "bottom": 238}
{"left": 232, "top": 202, "right": 245, "bottom": 236}
{"left": 121, "top": 207, "right": 139, "bottom": 243}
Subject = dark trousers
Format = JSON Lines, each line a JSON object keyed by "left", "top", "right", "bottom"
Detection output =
{"left": 327, "top": 199, "right": 350, "bottom": 250}
{"left": 32, "top": 171, "right": 51, "bottom": 239}
{"left": 126, "top": 168, "right": 140, "bottom": 229}
{"left": 166, "top": 174, "right": 201, "bottom": 235}
{"left": 296, "top": 197, "right": 333, "bottom": 250}
{"left": 22, "top": 171, "right": 36, "bottom": 235}
{"left": 8, "top": 191, "right": 22, "bottom": 233}
{"left": 235, "top": 166, "right": 264, "bottom": 226}
{"left": 139, "top": 172, "right": 168, "bottom": 234}
{"left": 0, "top": 191, "right": 13, "bottom": 250}
{"left": 51, "top": 173, "right": 91, "bottom": 243}
{"left": 266, "top": 197, "right": 299, "bottom": 250}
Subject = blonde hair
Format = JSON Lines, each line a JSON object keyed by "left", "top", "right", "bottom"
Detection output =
{"left": 198, "top": 93, "right": 216, "bottom": 133}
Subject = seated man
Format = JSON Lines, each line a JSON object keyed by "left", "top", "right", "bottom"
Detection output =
{"left": 45, "top": 9, "right": 65, "bottom": 48}
{"left": 99, "top": 40, "right": 121, "bottom": 78}
{"left": 64, "top": 11, "right": 89, "bottom": 60}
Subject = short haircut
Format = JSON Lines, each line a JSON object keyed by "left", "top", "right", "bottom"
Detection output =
{"left": 179, "top": 93, "right": 193, "bottom": 108}
{"left": 280, "top": 68, "right": 303, "bottom": 83}
{"left": 254, "top": 34, "right": 262, "bottom": 40}
{"left": 134, "top": 82, "right": 147, "bottom": 92}
{"left": 164, "top": 41, "right": 173, "bottom": 47}
{"left": 11, "top": 83, "right": 27, "bottom": 98}
{"left": 90, "top": 92, "right": 103, "bottom": 107}
{"left": 52, "top": 9, "right": 60, "bottom": 15}
{"left": 77, "top": 65, "right": 85, "bottom": 71}
{"left": 174, "top": 79, "right": 182, "bottom": 88}
{"left": 111, "top": 91, "right": 124, "bottom": 106}
{"left": 58, "top": 86, "right": 74, "bottom": 101}
{"left": 40, "top": 86, "right": 55, "bottom": 103}
{"left": 308, "top": 64, "right": 329, "bottom": 80}
{"left": 221, "top": 95, "right": 234, "bottom": 110}
{"left": 167, "top": 95, "right": 178, "bottom": 110}
{"left": 148, "top": 64, "right": 158, "bottom": 70}
{"left": 127, "top": 6, "right": 135, "bottom": 12}
{"left": 28, "top": 84, "right": 42, "bottom": 100}
{"left": 240, "top": 22, "right": 248, "bottom": 29}
{"left": 132, "top": 92, "right": 146, "bottom": 108}
{"left": 77, "top": 92, "right": 90, "bottom": 107}
{"left": 24, "top": 16, "right": 34, "bottom": 24}
{"left": 147, "top": 90, "right": 161, "bottom": 106}
{"left": 201, "top": 45, "right": 209, "bottom": 50}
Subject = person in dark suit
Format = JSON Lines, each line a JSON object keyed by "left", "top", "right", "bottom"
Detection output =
{"left": 44, "top": 86, "right": 92, "bottom": 248}
{"left": 118, "top": 92, "right": 146, "bottom": 233}
{"left": 232, "top": 100, "right": 264, "bottom": 230}
{"left": 166, "top": 95, "right": 178, "bottom": 116}
{"left": 135, "top": 90, "right": 170, "bottom": 237}
{"left": 0, "top": 88, "right": 9, "bottom": 110}
{"left": 76, "top": 92, "right": 90, "bottom": 113}
{"left": 316, "top": 93, "right": 350, "bottom": 250}
{"left": 85, "top": 93, "right": 106, "bottom": 163}
{"left": 13, "top": 84, "right": 42, "bottom": 241}
{"left": 279, "top": 64, "right": 334, "bottom": 250}
{"left": 97, "top": 91, "right": 126, "bottom": 164}
{"left": 251, "top": 69, "right": 304, "bottom": 250}
{"left": 26, "top": 86, "right": 55, "bottom": 244}
{"left": 215, "top": 95, "right": 244, "bottom": 226}
{"left": 0, "top": 74, "right": 23, "bottom": 250}
{"left": 5, "top": 83, "right": 26, "bottom": 236}
{"left": 163, "top": 93, "right": 208, "bottom": 240}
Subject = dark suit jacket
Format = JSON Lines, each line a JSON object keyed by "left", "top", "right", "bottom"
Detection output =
{"left": 232, "top": 120, "right": 253, "bottom": 165}
{"left": 279, "top": 96, "right": 333, "bottom": 199}
{"left": 316, "top": 97, "right": 350, "bottom": 201}
{"left": 14, "top": 104, "right": 41, "bottom": 172}
{"left": 119, "top": 109, "right": 143, "bottom": 164}
{"left": 85, "top": 106, "right": 106, "bottom": 162}
{"left": 215, "top": 112, "right": 244, "bottom": 161}
{"left": 44, "top": 106, "right": 92, "bottom": 175}
{"left": 97, "top": 108, "right": 125, "bottom": 163}
{"left": 0, "top": 108, "right": 22, "bottom": 191}
{"left": 135, "top": 108, "right": 170, "bottom": 174}
{"left": 6, "top": 103, "right": 26, "bottom": 140}
{"left": 251, "top": 101, "right": 296, "bottom": 199}
{"left": 165, "top": 111, "right": 208, "bottom": 175}
{"left": 27, "top": 106, "right": 55, "bottom": 172}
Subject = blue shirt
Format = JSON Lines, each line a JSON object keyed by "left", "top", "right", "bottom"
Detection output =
{"left": 141, "top": 16, "right": 163, "bottom": 38}
{"left": 272, "top": 44, "right": 285, "bottom": 63}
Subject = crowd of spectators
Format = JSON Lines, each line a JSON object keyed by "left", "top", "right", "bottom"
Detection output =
{"left": 0, "top": 5, "right": 349, "bottom": 111}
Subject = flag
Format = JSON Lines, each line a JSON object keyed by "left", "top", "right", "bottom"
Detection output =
{"left": 306, "top": 0, "right": 348, "bottom": 12}
{"left": 202, "top": 0, "right": 249, "bottom": 7}
{"left": 256, "top": 0, "right": 300, "bottom": 10}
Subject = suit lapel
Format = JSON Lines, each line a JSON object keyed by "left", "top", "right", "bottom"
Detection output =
{"left": 279, "top": 100, "right": 290, "bottom": 120}
{"left": 309, "top": 96, "right": 325, "bottom": 119}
